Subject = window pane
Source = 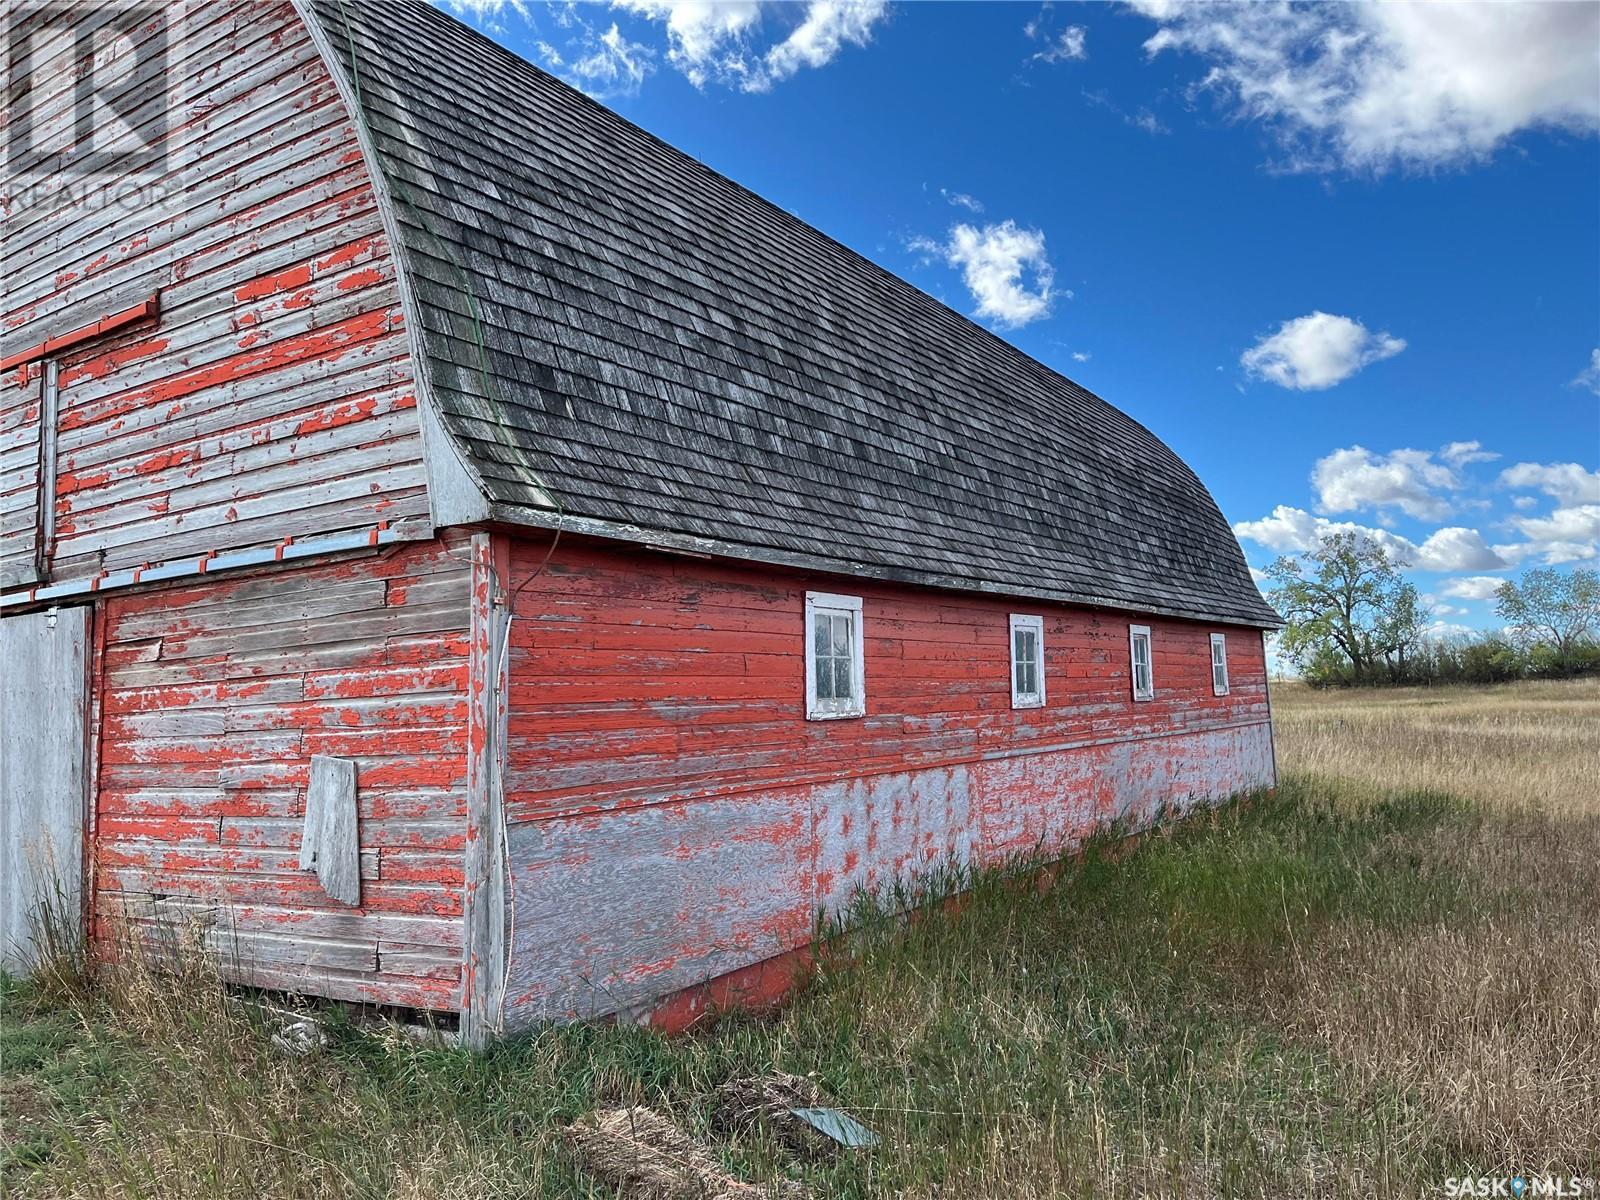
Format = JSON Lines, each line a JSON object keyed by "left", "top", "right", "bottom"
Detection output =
{"left": 1024, "top": 658, "right": 1039, "bottom": 696}
{"left": 813, "top": 613, "right": 831, "bottom": 658}
{"left": 833, "top": 656, "right": 853, "bottom": 700}
{"left": 832, "top": 614, "right": 853, "bottom": 657}
{"left": 815, "top": 651, "right": 835, "bottom": 699}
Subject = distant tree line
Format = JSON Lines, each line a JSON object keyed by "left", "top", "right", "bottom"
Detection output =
{"left": 1264, "top": 532, "right": 1600, "bottom": 688}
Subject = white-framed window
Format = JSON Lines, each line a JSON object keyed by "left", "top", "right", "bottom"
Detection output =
{"left": 805, "top": 591, "right": 865, "bottom": 720}
{"left": 1129, "top": 624, "right": 1153, "bottom": 701}
{"left": 1210, "top": 632, "right": 1230, "bottom": 696}
{"left": 1009, "top": 613, "right": 1045, "bottom": 709}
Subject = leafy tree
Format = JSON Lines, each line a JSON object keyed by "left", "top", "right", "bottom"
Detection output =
{"left": 1265, "top": 531, "right": 1428, "bottom": 684}
{"left": 1494, "top": 567, "right": 1600, "bottom": 675}
{"left": 1376, "top": 580, "right": 1431, "bottom": 679}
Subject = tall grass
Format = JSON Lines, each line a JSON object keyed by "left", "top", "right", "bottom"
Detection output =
{"left": 1272, "top": 676, "right": 1600, "bottom": 815}
{"left": 4, "top": 679, "right": 1596, "bottom": 1197}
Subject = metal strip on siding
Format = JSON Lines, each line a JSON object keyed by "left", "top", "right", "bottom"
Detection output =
{"left": 38, "top": 360, "right": 60, "bottom": 571}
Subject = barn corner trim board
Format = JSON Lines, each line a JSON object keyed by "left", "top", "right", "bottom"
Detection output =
{"left": 2, "top": 0, "right": 1279, "bottom": 1035}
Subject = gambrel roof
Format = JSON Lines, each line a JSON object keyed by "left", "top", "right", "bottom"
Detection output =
{"left": 304, "top": 0, "right": 1280, "bottom": 628}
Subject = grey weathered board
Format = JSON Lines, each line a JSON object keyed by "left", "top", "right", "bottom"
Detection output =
{"left": 300, "top": 755, "right": 361, "bottom": 906}
{"left": 1, "top": 606, "right": 91, "bottom": 976}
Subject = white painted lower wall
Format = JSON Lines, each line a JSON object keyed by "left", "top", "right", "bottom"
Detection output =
{"left": 497, "top": 720, "right": 1276, "bottom": 1028}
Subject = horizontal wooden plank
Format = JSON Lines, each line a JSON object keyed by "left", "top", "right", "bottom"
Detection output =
{"left": 94, "top": 539, "right": 473, "bottom": 1009}
{"left": 4, "top": 0, "right": 429, "bottom": 588}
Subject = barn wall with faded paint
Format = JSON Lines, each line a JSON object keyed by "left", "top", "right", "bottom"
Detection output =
{"left": 91, "top": 535, "right": 472, "bottom": 1009}
{"left": 2, "top": 1, "right": 427, "bottom": 591}
{"left": 495, "top": 536, "right": 1275, "bottom": 1026}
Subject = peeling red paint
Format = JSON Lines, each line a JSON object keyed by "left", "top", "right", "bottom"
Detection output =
{"left": 91, "top": 538, "right": 475, "bottom": 1008}
{"left": 336, "top": 267, "right": 384, "bottom": 292}
{"left": 55, "top": 469, "right": 112, "bottom": 496}
{"left": 295, "top": 395, "right": 376, "bottom": 434}
{"left": 492, "top": 535, "right": 1276, "bottom": 1029}
{"left": 4, "top": 12, "right": 423, "bottom": 595}
{"left": 134, "top": 447, "right": 200, "bottom": 475}
{"left": 235, "top": 262, "right": 314, "bottom": 303}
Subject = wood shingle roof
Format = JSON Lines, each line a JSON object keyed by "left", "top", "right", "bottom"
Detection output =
{"left": 307, "top": 0, "right": 1280, "bottom": 628}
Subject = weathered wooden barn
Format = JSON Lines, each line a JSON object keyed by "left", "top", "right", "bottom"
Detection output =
{"left": 1, "top": 0, "right": 1280, "bottom": 1041}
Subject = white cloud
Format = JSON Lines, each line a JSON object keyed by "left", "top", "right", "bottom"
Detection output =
{"left": 613, "top": 0, "right": 887, "bottom": 91}
{"left": 444, "top": 0, "right": 532, "bottom": 32}
{"left": 764, "top": 0, "right": 889, "bottom": 89}
{"left": 1232, "top": 505, "right": 1413, "bottom": 561}
{"left": 1129, "top": 108, "right": 1169, "bottom": 135}
{"left": 566, "top": 22, "right": 655, "bottom": 94}
{"left": 940, "top": 189, "right": 984, "bottom": 213}
{"left": 1440, "top": 440, "right": 1498, "bottom": 468}
{"left": 1511, "top": 495, "right": 1538, "bottom": 511}
{"left": 1438, "top": 575, "right": 1507, "bottom": 601}
{"left": 612, "top": 0, "right": 761, "bottom": 86}
{"left": 1232, "top": 506, "right": 1508, "bottom": 571}
{"left": 1081, "top": 87, "right": 1170, "bottom": 135}
{"left": 1574, "top": 349, "right": 1600, "bottom": 396}
{"left": 915, "top": 220, "right": 1056, "bottom": 329}
{"left": 1071, "top": 350, "right": 1091, "bottom": 363}
{"left": 1494, "top": 504, "right": 1600, "bottom": 565}
{"left": 1132, "top": 0, "right": 1600, "bottom": 174}
{"left": 1415, "top": 527, "right": 1506, "bottom": 572}
{"left": 1240, "top": 311, "right": 1405, "bottom": 390}
{"left": 1311, "top": 446, "right": 1456, "bottom": 521}
{"left": 1497, "top": 462, "right": 1600, "bottom": 507}
{"left": 1031, "top": 25, "right": 1087, "bottom": 64}
{"left": 1424, "top": 620, "right": 1477, "bottom": 642}
{"left": 1025, "top": 9, "right": 1087, "bottom": 63}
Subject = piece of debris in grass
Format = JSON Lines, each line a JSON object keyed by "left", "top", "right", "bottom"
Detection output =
{"left": 786, "top": 1107, "right": 879, "bottom": 1149}
{"left": 712, "top": 1073, "right": 877, "bottom": 1156}
{"left": 270, "top": 1015, "right": 330, "bottom": 1056}
{"left": 566, "top": 1106, "right": 800, "bottom": 1199}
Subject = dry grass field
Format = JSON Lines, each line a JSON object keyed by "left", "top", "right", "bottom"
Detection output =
{"left": 1269, "top": 678, "right": 1600, "bottom": 1174}
{"left": 3, "top": 679, "right": 1597, "bottom": 1198}
{"left": 1273, "top": 675, "right": 1600, "bottom": 814}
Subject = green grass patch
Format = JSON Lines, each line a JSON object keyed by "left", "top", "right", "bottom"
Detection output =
{"left": 0, "top": 779, "right": 1547, "bottom": 1198}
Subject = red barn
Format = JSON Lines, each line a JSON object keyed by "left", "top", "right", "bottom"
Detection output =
{"left": 1, "top": 0, "right": 1280, "bottom": 1041}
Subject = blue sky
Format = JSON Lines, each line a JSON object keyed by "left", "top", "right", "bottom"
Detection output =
{"left": 447, "top": 0, "right": 1600, "bottom": 634}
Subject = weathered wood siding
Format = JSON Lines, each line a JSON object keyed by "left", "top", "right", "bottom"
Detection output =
{"left": 1, "top": 1, "right": 427, "bottom": 590}
{"left": 1, "top": 605, "right": 92, "bottom": 976}
{"left": 91, "top": 536, "right": 471, "bottom": 1008}
{"left": 497, "top": 536, "right": 1275, "bottom": 1025}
